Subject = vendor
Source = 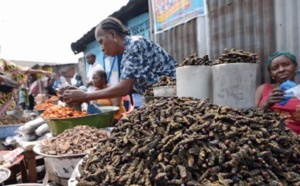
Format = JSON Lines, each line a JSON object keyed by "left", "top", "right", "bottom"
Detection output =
{"left": 0, "top": 59, "right": 52, "bottom": 115}
{"left": 92, "top": 70, "right": 126, "bottom": 123}
{"left": 45, "top": 77, "right": 57, "bottom": 98}
{"left": 63, "top": 17, "right": 176, "bottom": 102}
{"left": 255, "top": 51, "right": 300, "bottom": 134}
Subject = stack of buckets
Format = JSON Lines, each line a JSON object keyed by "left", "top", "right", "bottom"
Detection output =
{"left": 176, "top": 63, "right": 257, "bottom": 109}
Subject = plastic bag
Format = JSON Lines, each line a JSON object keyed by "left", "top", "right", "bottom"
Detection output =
{"left": 279, "top": 80, "right": 297, "bottom": 106}
{"left": 23, "top": 133, "right": 38, "bottom": 141}
{"left": 284, "top": 84, "right": 300, "bottom": 99}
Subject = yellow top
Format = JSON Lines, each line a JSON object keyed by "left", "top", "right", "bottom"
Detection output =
{"left": 96, "top": 98, "right": 126, "bottom": 120}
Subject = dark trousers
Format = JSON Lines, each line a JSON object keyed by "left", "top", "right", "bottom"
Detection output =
{"left": 28, "top": 95, "right": 35, "bottom": 110}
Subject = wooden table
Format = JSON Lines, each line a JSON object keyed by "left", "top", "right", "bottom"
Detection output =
{"left": 21, "top": 149, "right": 44, "bottom": 183}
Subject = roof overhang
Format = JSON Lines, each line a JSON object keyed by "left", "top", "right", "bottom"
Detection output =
{"left": 70, "top": 0, "right": 148, "bottom": 54}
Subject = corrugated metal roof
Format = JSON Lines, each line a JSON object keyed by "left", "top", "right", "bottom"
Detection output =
{"left": 71, "top": 0, "right": 148, "bottom": 54}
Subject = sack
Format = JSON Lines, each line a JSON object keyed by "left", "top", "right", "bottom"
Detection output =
{"left": 21, "top": 117, "right": 45, "bottom": 134}
{"left": 35, "top": 123, "right": 49, "bottom": 136}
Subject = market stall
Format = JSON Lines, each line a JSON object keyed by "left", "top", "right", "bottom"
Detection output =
{"left": 0, "top": 94, "right": 119, "bottom": 185}
{"left": 70, "top": 97, "right": 300, "bottom": 185}
{"left": 2, "top": 47, "right": 300, "bottom": 186}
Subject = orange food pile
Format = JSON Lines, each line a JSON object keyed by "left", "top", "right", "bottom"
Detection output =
{"left": 41, "top": 105, "right": 88, "bottom": 119}
{"left": 34, "top": 100, "right": 54, "bottom": 111}
{"left": 49, "top": 96, "right": 58, "bottom": 101}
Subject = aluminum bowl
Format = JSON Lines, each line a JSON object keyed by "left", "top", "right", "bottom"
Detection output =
{"left": 43, "top": 106, "right": 119, "bottom": 136}
{"left": 0, "top": 167, "right": 11, "bottom": 184}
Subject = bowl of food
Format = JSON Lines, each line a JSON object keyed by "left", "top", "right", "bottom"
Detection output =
{"left": 0, "top": 115, "right": 32, "bottom": 139}
{"left": 0, "top": 167, "right": 11, "bottom": 184}
{"left": 42, "top": 106, "right": 119, "bottom": 136}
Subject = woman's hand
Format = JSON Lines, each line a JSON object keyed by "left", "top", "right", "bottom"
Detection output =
{"left": 62, "top": 89, "right": 88, "bottom": 103}
{"left": 262, "top": 88, "right": 285, "bottom": 110}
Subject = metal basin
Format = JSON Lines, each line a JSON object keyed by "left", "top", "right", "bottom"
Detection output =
{"left": 0, "top": 167, "right": 11, "bottom": 184}
{"left": 44, "top": 106, "right": 119, "bottom": 136}
{"left": 33, "top": 143, "right": 85, "bottom": 179}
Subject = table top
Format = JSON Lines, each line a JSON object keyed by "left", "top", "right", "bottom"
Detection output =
{"left": 0, "top": 150, "right": 24, "bottom": 169}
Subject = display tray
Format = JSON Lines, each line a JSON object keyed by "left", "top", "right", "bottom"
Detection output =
{"left": 33, "top": 142, "right": 86, "bottom": 158}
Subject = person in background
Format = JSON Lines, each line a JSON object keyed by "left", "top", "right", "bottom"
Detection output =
{"left": 44, "top": 77, "right": 57, "bottom": 98}
{"left": 0, "top": 59, "right": 52, "bottom": 115}
{"left": 28, "top": 74, "right": 39, "bottom": 110}
{"left": 71, "top": 73, "right": 84, "bottom": 88}
{"left": 63, "top": 17, "right": 176, "bottom": 103}
{"left": 54, "top": 72, "right": 69, "bottom": 89}
{"left": 75, "top": 74, "right": 83, "bottom": 87}
{"left": 86, "top": 53, "right": 104, "bottom": 93}
{"left": 92, "top": 70, "right": 126, "bottom": 124}
{"left": 255, "top": 51, "right": 300, "bottom": 134}
{"left": 18, "top": 84, "right": 29, "bottom": 110}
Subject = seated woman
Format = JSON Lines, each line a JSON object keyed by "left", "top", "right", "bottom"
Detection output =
{"left": 255, "top": 51, "right": 300, "bottom": 134}
{"left": 92, "top": 70, "right": 126, "bottom": 124}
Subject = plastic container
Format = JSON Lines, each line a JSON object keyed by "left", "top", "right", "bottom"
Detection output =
{"left": 44, "top": 106, "right": 119, "bottom": 136}
{"left": 153, "top": 86, "right": 176, "bottom": 97}
{"left": 212, "top": 63, "right": 257, "bottom": 109}
{"left": 176, "top": 66, "right": 212, "bottom": 100}
{"left": 0, "top": 124, "right": 22, "bottom": 139}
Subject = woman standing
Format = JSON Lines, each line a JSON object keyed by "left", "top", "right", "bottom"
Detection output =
{"left": 63, "top": 17, "right": 176, "bottom": 103}
{"left": 27, "top": 74, "right": 39, "bottom": 110}
{"left": 255, "top": 51, "right": 300, "bottom": 134}
{"left": 0, "top": 59, "right": 52, "bottom": 114}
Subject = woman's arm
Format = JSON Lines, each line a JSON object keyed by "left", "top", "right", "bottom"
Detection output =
{"left": 256, "top": 84, "right": 285, "bottom": 110}
{"left": 63, "top": 78, "right": 135, "bottom": 103}
{"left": 255, "top": 84, "right": 265, "bottom": 108}
{"left": 26, "top": 69, "right": 53, "bottom": 77}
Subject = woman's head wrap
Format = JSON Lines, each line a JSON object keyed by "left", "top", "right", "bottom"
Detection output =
{"left": 267, "top": 51, "right": 297, "bottom": 69}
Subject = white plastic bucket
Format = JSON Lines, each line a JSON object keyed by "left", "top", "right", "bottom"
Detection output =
{"left": 212, "top": 63, "right": 257, "bottom": 109}
{"left": 176, "top": 66, "right": 212, "bottom": 100}
{"left": 153, "top": 86, "right": 176, "bottom": 97}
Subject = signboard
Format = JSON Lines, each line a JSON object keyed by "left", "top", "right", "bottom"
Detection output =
{"left": 152, "top": 0, "right": 205, "bottom": 32}
{"left": 129, "top": 20, "right": 150, "bottom": 38}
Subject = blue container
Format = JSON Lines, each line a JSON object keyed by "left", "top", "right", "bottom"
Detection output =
{"left": 0, "top": 124, "right": 22, "bottom": 139}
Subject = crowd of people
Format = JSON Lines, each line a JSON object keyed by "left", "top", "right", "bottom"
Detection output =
{"left": 1, "top": 17, "right": 300, "bottom": 133}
